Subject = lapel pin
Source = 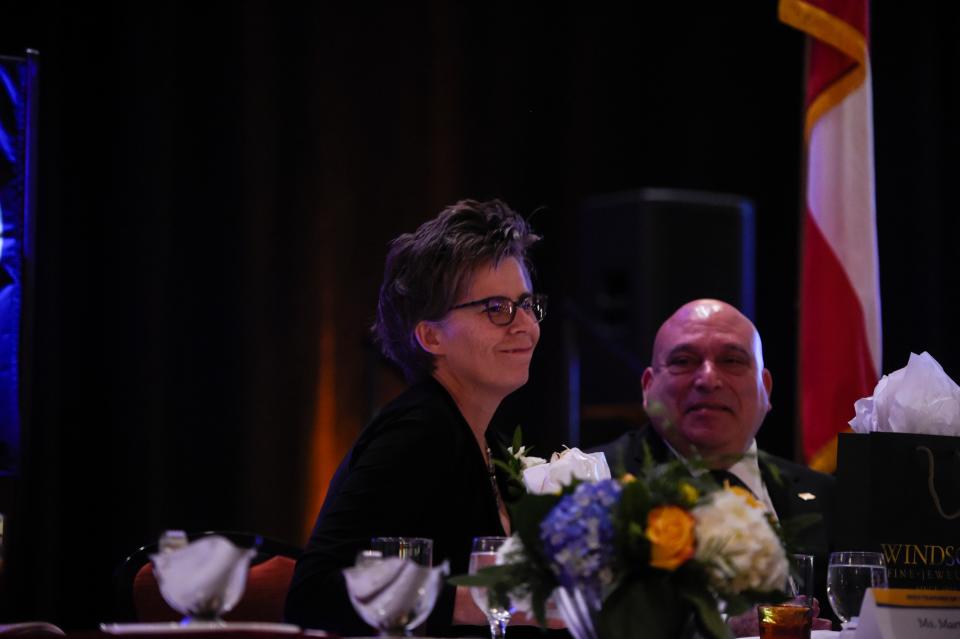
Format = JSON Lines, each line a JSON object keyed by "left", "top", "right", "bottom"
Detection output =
{"left": 797, "top": 492, "right": 816, "bottom": 501}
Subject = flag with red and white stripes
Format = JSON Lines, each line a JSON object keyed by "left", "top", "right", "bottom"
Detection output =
{"left": 779, "top": 0, "right": 881, "bottom": 472}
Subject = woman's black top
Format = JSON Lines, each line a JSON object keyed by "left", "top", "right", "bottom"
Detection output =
{"left": 284, "top": 377, "right": 505, "bottom": 635}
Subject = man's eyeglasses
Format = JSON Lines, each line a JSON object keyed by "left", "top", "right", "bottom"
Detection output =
{"left": 448, "top": 293, "right": 548, "bottom": 326}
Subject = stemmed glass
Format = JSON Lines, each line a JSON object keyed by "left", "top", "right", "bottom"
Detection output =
{"left": 469, "top": 536, "right": 514, "bottom": 639}
{"left": 826, "top": 551, "right": 888, "bottom": 626}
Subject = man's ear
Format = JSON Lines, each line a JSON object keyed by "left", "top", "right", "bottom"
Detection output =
{"left": 640, "top": 367, "right": 654, "bottom": 410}
{"left": 414, "top": 320, "right": 444, "bottom": 355}
{"left": 762, "top": 368, "right": 773, "bottom": 412}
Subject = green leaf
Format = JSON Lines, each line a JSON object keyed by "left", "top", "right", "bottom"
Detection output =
{"left": 678, "top": 583, "right": 732, "bottom": 639}
{"left": 497, "top": 491, "right": 564, "bottom": 625}
{"left": 492, "top": 458, "right": 518, "bottom": 477}
{"left": 641, "top": 441, "right": 656, "bottom": 475}
{"left": 450, "top": 566, "right": 521, "bottom": 615}
{"left": 779, "top": 513, "right": 821, "bottom": 547}
{"left": 448, "top": 564, "right": 515, "bottom": 588}
{"left": 757, "top": 450, "right": 783, "bottom": 486}
{"left": 508, "top": 493, "right": 561, "bottom": 551}
{"left": 613, "top": 480, "right": 652, "bottom": 564}
{"left": 720, "top": 592, "right": 751, "bottom": 618}
{"left": 597, "top": 576, "right": 687, "bottom": 639}
{"left": 512, "top": 425, "right": 524, "bottom": 453}
{"left": 530, "top": 582, "right": 550, "bottom": 626}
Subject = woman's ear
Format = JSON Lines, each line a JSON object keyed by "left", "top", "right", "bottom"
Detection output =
{"left": 414, "top": 320, "right": 444, "bottom": 355}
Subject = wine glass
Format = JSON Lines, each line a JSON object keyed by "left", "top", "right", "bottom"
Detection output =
{"left": 826, "top": 551, "right": 888, "bottom": 625}
{"left": 371, "top": 537, "right": 433, "bottom": 566}
{"left": 469, "top": 536, "right": 514, "bottom": 639}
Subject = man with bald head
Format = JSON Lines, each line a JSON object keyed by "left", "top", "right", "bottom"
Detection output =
{"left": 593, "top": 299, "right": 836, "bottom": 634}
{"left": 643, "top": 299, "right": 773, "bottom": 469}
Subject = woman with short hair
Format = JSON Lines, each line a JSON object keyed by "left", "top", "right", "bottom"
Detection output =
{"left": 285, "top": 199, "right": 546, "bottom": 635}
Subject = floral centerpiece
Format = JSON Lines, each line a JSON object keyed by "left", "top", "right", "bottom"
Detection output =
{"left": 453, "top": 430, "right": 809, "bottom": 639}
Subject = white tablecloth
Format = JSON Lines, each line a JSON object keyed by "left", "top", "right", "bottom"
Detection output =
{"left": 743, "top": 631, "right": 844, "bottom": 639}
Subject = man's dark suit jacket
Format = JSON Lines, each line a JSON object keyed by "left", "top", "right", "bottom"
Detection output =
{"left": 592, "top": 428, "right": 837, "bottom": 625}
{"left": 284, "top": 378, "right": 505, "bottom": 635}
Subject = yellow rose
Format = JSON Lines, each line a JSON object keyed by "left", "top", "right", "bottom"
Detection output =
{"left": 725, "top": 484, "right": 762, "bottom": 510}
{"left": 620, "top": 473, "right": 637, "bottom": 484}
{"left": 678, "top": 482, "right": 699, "bottom": 505}
{"left": 645, "top": 505, "right": 696, "bottom": 571}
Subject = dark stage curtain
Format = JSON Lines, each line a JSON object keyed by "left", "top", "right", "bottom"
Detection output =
{"left": 0, "top": 0, "right": 956, "bottom": 628}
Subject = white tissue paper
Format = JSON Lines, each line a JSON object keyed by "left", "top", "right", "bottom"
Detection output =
{"left": 343, "top": 557, "right": 449, "bottom": 632}
{"left": 521, "top": 447, "right": 611, "bottom": 494}
{"left": 150, "top": 535, "right": 256, "bottom": 619}
{"left": 849, "top": 351, "right": 960, "bottom": 436}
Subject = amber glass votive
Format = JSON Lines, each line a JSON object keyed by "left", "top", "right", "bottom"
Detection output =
{"left": 757, "top": 603, "right": 813, "bottom": 639}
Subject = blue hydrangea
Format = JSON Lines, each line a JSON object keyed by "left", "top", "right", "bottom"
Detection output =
{"left": 540, "top": 479, "right": 621, "bottom": 605}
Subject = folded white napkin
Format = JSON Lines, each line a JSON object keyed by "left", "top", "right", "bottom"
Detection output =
{"left": 521, "top": 448, "right": 611, "bottom": 494}
{"left": 150, "top": 535, "right": 256, "bottom": 619}
{"left": 343, "top": 557, "right": 449, "bottom": 632}
{"left": 850, "top": 351, "right": 960, "bottom": 436}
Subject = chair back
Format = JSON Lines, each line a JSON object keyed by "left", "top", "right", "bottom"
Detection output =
{"left": 0, "top": 622, "right": 66, "bottom": 637}
{"left": 114, "top": 531, "right": 301, "bottom": 622}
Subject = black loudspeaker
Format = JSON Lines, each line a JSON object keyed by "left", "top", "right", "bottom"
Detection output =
{"left": 570, "top": 188, "right": 755, "bottom": 448}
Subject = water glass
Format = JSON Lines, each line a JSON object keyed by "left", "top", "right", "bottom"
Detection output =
{"left": 371, "top": 537, "right": 433, "bottom": 566}
{"left": 826, "top": 551, "right": 888, "bottom": 624}
{"left": 469, "top": 536, "right": 513, "bottom": 639}
{"left": 788, "top": 553, "right": 815, "bottom": 600}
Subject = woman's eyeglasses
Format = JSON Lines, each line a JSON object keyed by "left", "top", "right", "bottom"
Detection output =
{"left": 448, "top": 293, "right": 548, "bottom": 326}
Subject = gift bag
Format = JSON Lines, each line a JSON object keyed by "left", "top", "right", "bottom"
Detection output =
{"left": 836, "top": 432, "right": 960, "bottom": 590}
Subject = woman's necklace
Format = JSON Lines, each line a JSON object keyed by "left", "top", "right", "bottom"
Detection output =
{"left": 486, "top": 446, "right": 509, "bottom": 533}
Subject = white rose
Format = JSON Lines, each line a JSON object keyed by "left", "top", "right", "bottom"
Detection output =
{"left": 521, "top": 448, "right": 611, "bottom": 494}
{"left": 520, "top": 456, "right": 547, "bottom": 469}
{"left": 692, "top": 489, "right": 788, "bottom": 594}
{"left": 507, "top": 445, "right": 547, "bottom": 470}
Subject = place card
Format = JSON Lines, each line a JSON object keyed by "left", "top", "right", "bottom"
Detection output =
{"left": 854, "top": 588, "right": 960, "bottom": 639}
